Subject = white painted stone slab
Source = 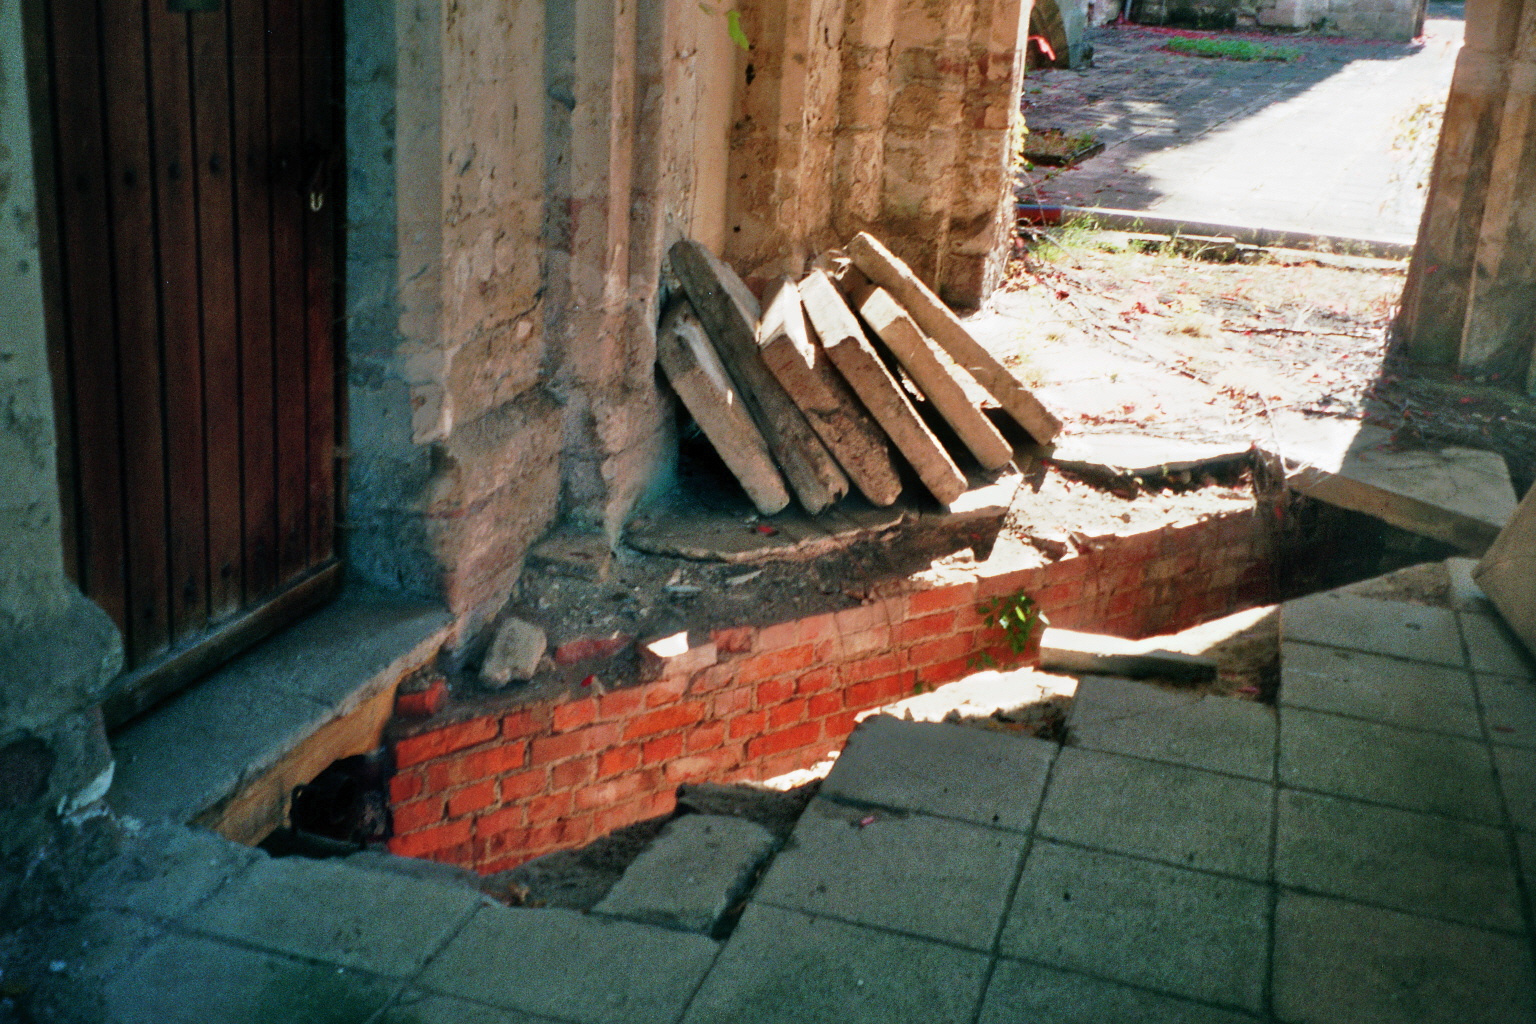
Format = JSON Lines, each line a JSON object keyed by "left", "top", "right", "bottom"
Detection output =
{"left": 1050, "top": 433, "right": 1252, "bottom": 478}
{"left": 1475, "top": 484, "right": 1536, "bottom": 660}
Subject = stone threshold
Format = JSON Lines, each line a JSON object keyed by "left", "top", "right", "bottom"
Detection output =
{"left": 108, "top": 587, "right": 454, "bottom": 845}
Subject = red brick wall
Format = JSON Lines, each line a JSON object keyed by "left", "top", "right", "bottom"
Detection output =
{"left": 386, "top": 507, "right": 1274, "bottom": 872}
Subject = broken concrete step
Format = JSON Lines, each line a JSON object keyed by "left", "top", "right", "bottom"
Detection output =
{"left": 669, "top": 240, "right": 849, "bottom": 513}
{"left": 1038, "top": 627, "right": 1219, "bottom": 682}
{"left": 853, "top": 285, "right": 1015, "bottom": 472}
{"left": 846, "top": 231, "right": 1062, "bottom": 445}
{"left": 1475, "top": 485, "right": 1536, "bottom": 660}
{"left": 1273, "top": 418, "right": 1519, "bottom": 555}
{"left": 594, "top": 814, "right": 777, "bottom": 935}
{"left": 799, "top": 269, "right": 967, "bottom": 505}
{"left": 758, "top": 276, "right": 903, "bottom": 505}
{"left": 655, "top": 299, "right": 791, "bottom": 515}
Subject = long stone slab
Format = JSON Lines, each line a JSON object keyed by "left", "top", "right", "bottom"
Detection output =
{"left": 846, "top": 231, "right": 1062, "bottom": 444}
{"left": 852, "top": 285, "right": 1014, "bottom": 471}
{"left": 1274, "top": 418, "right": 1519, "bottom": 554}
{"left": 799, "top": 268, "right": 967, "bottom": 505}
{"left": 1475, "top": 484, "right": 1536, "bottom": 660}
{"left": 1039, "top": 627, "right": 1218, "bottom": 682}
{"left": 656, "top": 299, "right": 791, "bottom": 515}
{"left": 757, "top": 276, "right": 903, "bottom": 505}
{"left": 670, "top": 239, "right": 848, "bottom": 513}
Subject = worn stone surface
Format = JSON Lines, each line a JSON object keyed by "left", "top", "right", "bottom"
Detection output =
{"left": 1001, "top": 841, "right": 1269, "bottom": 1011}
{"left": 1279, "top": 640, "right": 1483, "bottom": 737}
{"left": 655, "top": 298, "right": 792, "bottom": 515}
{"left": 754, "top": 799, "right": 1020, "bottom": 950}
{"left": 1276, "top": 789, "right": 1522, "bottom": 932}
{"left": 1479, "top": 673, "right": 1536, "bottom": 747}
{"left": 1067, "top": 677, "right": 1275, "bottom": 781}
{"left": 757, "top": 277, "right": 903, "bottom": 506}
{"left": 1279, "top": 421, "right": 1519, "bottom": 555}
{"left": 820, "top": 715, "right": 1057, "bottom": 832}
{"left": 1463, "top": 610, "right": 1536, "bottom": 678}
{"left": 670, "top": 240, "right": 848, "bottom": 513}
{"left": 846, "top": 232, "right": 1062, "bottom": 444}
{"left": 979, "top": 960, "right": 1259, "bottom": 1024}
{"left": 595, "top": 814, "right": 777, "bottom": 934}
{"left": 480, "top": 617, "right": 547, "bottom": 689}
{"left": 800, "top": 269, "right": 966, "bottom": 504}
{"left": 853, "top": 285, "right": 1013, "bottom": 471}
{"left": 1476, "top": 484, "right": 1536, "bottom": 660}
{"left": 82, "top": 823, "right": 260, "bottom": 923}
{"left": 1281, "top": 590, "right": 1466, "bottom": 667}
{"left": 1039, "top": 628, "right": 1219, "bottom": 682}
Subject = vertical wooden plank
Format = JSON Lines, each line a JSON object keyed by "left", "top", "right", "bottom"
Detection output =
{"left": 45, "top": 0, "right": 129, "bottom": 636}
{"left": 301, "top": 0, "right": 337, "bottom": 568}
{"left": 145, "top": 1, "right": 210, "bottom": 646}
{"left": 229, "top": 0, "right": 278, "bottom": 605}
{"left": 189, "top": 2, "right": 244, "bottom": 620}
{"left": 101, "top": 0, "right": 172, "bottom": 664}
{"left": 267, "top": 0, "right": 312, "bottom": 583}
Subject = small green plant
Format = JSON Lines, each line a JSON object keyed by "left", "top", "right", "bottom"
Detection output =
{"left": 970, "top": 591, "right": 1047, "bottom": 669}
{"left": 1165, "top": 37, "right": 1300, "bottom": 62}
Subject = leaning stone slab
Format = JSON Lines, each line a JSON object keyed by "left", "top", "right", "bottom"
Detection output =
{"left": 1039, "top": 627, "right": 1218, "bottom": 682}
{"left": 757, "top": 276, "right": 903, "bottom": 505}
{"left": 1274, "top": 418, "right": 1518, "bottom": 555}
{"left": 594, "top": 814, "right": 777, "bottom": 935}
{"left": 846, "top": 231, "right": 1062, "bottom": 444}
{"left": 669, "top": 239, "right": 848, "bottom": 513}
{"left": 1475, "top": 484, "right": 1536, "bottom": 659}
{"left": 799, "top": 269, "right": 967, "bottom": 505}
{"left": 853, "top": 285, "right": 1015, "bottom": 471}
{"left": 655, "top": 298, "right": 791, "bottom": 516}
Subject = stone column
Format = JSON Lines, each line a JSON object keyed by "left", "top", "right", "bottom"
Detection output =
{"left": 1458, "top": 0, "right": 1536, "bottom": 388}
{"left": 1396, "top": 0, "right": 1526, "bottom": 366}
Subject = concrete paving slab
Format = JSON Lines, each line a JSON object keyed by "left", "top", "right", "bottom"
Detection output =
{"left": 1281, "top": 592, "right": 1465, "bottom": 668}
{"left": 1275, "top": 789, "right": 1523, "bottom": 932}
{"left": 419, "top": 905, "right": 718, "bottom": 1024}
{"left": 1035, "top": 747, "right": 1273, "bottom": 880}
{"left": 595, "top": 814, "right": 777, "bottom": 935}
{"left": 1279, "top": 641, "right": 1482, "bottom": 738}
{"left": 381, "top": 991, "right": 555, "bottom": 1024}
{"left": 1474, "top": 485, "right": 1536, "bottom": 660}
{"left": 82, "top": 823, "right": 259, "bottom": 921}
{"left": 682, "top": 903, "right": 991, "bottom": 1024}
{"left": 1000, "top": 841, "right": 1269, "bottom": 1010}
{"left": 818, "top": 716, "right": 1056, "bottom": 832}
{"left": 754, "top": 799, "right": 1022, "bottom": 950}
{"left": 1279, "top": 707, "right": 1504, "bottom": 825}
{"left": 1040, "top": 628, "right": 1218, "bottom": 683}
{"left": 979, "top": 960, "right": 1261, "bottom": 1024}
{"left": 1492, "top": 745, "right": 1536, "bottom": 833}
{"left": 1461, "top": 611, "right": 1536, "bottom": 680}
{"left": 1279, "top": 422, "right": 1518, "bottom": 555}
{"left": 1518, "top": 832, "right": 1536, "bottom": 899}
{"left": 1273, "top": 891, "right": 1536, "bottom": 1024}
{"left": 188, "top": 854, "right": 484, "bottom": 979}
{"left": 1478, "top": 674, "right": 1536, "bottom": 748}
{"left": 103, "top": 933, "right": 396, "bottom": 1024}
{"left": 1067, "top": 677, "right": 1275, "bottom": 781}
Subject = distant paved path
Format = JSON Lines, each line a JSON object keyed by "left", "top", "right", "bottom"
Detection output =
{"left": 1019, "top": 5, "right": 1465, "bottom": 243}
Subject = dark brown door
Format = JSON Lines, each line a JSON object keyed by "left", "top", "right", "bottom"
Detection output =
{"left": 36, "top": 0, "right": 342, "bottom": 726}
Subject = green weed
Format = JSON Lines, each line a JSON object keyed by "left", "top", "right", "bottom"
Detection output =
{"left": 1165, "top": 37, "right": 1300, "bottom": 61}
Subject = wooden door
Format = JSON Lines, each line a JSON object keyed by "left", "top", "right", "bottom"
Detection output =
{"left": 35, "top": 0, "right": 343, "bottom": 726}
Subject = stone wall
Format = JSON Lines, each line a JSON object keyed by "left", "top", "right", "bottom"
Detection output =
{"left": 385, "top": 508, "right": 1275, "bottom": 871}
{"left": 1133, "top": 0, "right": 1426, "bottom": 40}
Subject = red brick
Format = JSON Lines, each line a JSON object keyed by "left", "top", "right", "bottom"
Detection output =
{"left": 641, "top": 789, "right": 678, "bottom": 818}
{"left": 833, "top": 602, "right": 885, "bottom": 634}
{"left": 447, "top": 780, "right": 498, "bottom": 818}
{"left": 427, "top": 740, "right": 528, "bottom": 788}
{"left": 557, "top": 815, "right": 594, "bottom": 847}
{"left": 687, "top": 719, "right": 727, "bottom": 753}
{"left": 501, "top": 709, "right": 540, "bottom": 738}
{"left": 919, "top": 657, "right": 973, "bottom": 685}
{"left": 664, "top": 746, "right": 741, "bottom": 783}
{"left": 499, "top": 768, "right": 549, "bottom": 802}
{"left": 554, "top": 633, "right": 633, "bottom": 665}
{"left": 1106, "top": 589, "right": 1140, "bottom": 619}
{"left": 825, "top": 711, "right": 861, "bottom": 739}
{"left": 392, "top": 797, "right": 444, "bottom": 835}
{"left": 525, "top": 790, "right": 573, "bottom": 823}
{"left": 394, "top": 677, "right": 448, "bottom": 718}
{"left": 597, "top": 688, "right": 645, "bottom": 720}
{"left": 622, "top": 701, "right": 706, "bottom": 740}
{"left": 597, "top": 745, "right": 641, "bottom": 779}
{"left": 755, "top": 677, "right": 794, "bottom": 706}
{"left": 711, "top": 626, "right": 755, "bottom": 654}
{"left": 844, "top": 652, "right": 903, "bottom": 683}
{"left": 760, "top": 748, "right": 821, "bottom": 780}
{"left": 808, "top": 691, "right": 843, "bottom": 718}
{"left": 711, "top": 686, "right": 753, "bottom": 717}
{"left": 736, "top": 644, "right": 817, "bottom": 685}
{"left": 909, "top": 633, "right": 972, "bottom": 668}
{"left": 847, "top": 679, "right": 882, "bottom": 708}
{"left": 525, "top": 821, "right": 562, "bottom": 852}
{"left": 393, "top": 716, "right": 499, "bottom": 768}
{"left": 643, "top": 675, "right": 691, "bottom": 706}
{"left": 894, "top": 611, "right": 956, "bottom": 646}
{"left": 387, "top": 819, "right": 470, "bottom": 859}
{"left": 575, "top": 771, "right": 653, "bottom": 811}
{"left": 642, "top": 732, "right": 685, "bottom": 765}
{"left": 689, "top": 664, "right": 735, "bottom": 692}
{"left": 594, "top": 799, "right": 651, "bottom": 836}
{"left": 531, "top": 731, "right": 585, "bottom": 766}
{"left": 976, "top": 566, "right": 1034, "bottom": 599}
{"left": 756, "top": 620, "right": 800, "bottom": 651}
{"left": 797, "top": 612, "right": 837, "bottom": 644}
{"left": 746, "top": 721, "right": 822, "bottom": 761}
{"left": 551, "top": 756, "right": 593, "bottom": 790}
{"left": 475, "top": 804, "right": 526, "bottom": 838}
{"left": 727, "top": 710, "right": 766, "bottom": 739}
{"left": 794, "top": 667, "right": 838, "bottom": 694}
{"left": 908, "top": 581, "right": 976, "bottom": 615}
{"left": 388, "top": 770, "right": 424, "bottom": 804}
{"left": 769, "top": 698, "right": 807, "bottom": 728}
{"left": 552, "top": 698, "right": 597, "bottom": 733}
